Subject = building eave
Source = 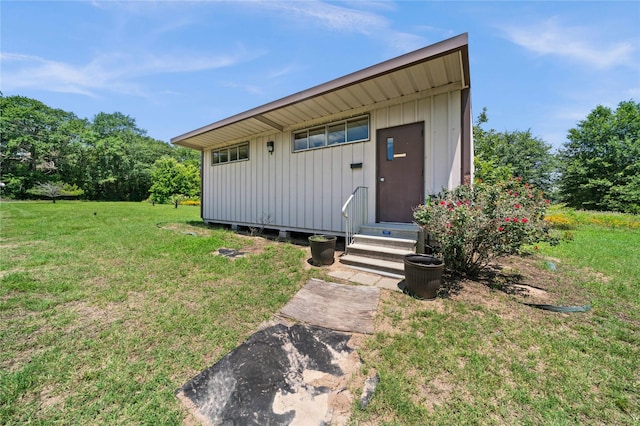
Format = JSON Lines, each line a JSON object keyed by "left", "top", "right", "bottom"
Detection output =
{"left": 172, "top": 33, "right": 470, "bottom": 150}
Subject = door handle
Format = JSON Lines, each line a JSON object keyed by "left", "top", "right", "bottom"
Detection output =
{"left": 379, "top": 177, "right": 385, "bottom": 182}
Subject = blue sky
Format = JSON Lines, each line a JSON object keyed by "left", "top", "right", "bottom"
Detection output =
{"left": 2, "top": 1, "right": 639, "bottom": 150}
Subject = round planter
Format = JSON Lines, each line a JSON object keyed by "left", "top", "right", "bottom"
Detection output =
{"left": 403, "top": 254, "right": 444, "bottom": 300}
{"left": 309, "top": 235, "right": 337, "bottom": 266}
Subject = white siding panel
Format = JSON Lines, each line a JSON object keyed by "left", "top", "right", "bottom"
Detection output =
{"left": 250, "top": 141, "right": 259, "bottom": 223}
{"left": 402, "top": 101, "right": 417, "bottom": 124}
{"left": 418, "top": 98, "right": 433, "bottom": 196}
{"left": 448, "top": 92, "right": 462, "bottom": 189}
{"left": 268, "top": 137, "right": 278, "bottom": 224}
{"left": 312, "top": 149, "right": 323, "bottom": 230}
{"left": 321, "top": 148, "right": 332, "bottom": 230}
{"left": 304, "top": 151, "right": 314, "bottom": 229}
{"left": 331, "top": 146, "right": 343, "bottom": 231}
{"left": 277, "top": 134, "right": 287, "bottom": 227}
{"left": 388, "top": 103, "right": 402, "bottom": 127}
{"left": 262, "top": 136, "right": 272, "bottom": 224}
{"left": 296, "top": 150, "right": 306, "bottom": 229}
{"left": 432, "top": 93, "right": 449, "bottom": 193}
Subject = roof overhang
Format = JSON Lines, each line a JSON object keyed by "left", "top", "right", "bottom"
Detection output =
{"left": 172, "top": 33, "right": 470, "bottom": 150}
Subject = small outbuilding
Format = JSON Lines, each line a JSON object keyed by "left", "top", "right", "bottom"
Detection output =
{"left": 172, "top": 33, "right": 472, "bottom": 261}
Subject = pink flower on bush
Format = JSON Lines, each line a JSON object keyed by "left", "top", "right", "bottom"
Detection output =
{"left": 412, "top": 177, "right": 556, "bottom": 276}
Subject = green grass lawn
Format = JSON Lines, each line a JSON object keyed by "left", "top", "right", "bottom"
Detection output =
{"left": 352, "top": 211, "right": 640, "bottom": 425}
{"left": 1, "top": 201, "right": 638, "bottom": 424}
{"left": 0, "top": 201, "right": 313, "bottom": 424}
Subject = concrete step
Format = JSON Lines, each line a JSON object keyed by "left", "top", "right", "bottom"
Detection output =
{"left": 340, "top": 254, "right": 406, "bottom": 277}
{"left": 359, "top": 223, "right": 421, "bottom": 241}
{"left": 346, "top": 243, "right": 414, "bottom": 263}
{"left": 352, "top": 234, "right": 417, "bottom": 251}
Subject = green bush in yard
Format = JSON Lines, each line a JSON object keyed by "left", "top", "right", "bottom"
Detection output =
{"left": 413, "top": 178, "right": 557, "bottom": 276}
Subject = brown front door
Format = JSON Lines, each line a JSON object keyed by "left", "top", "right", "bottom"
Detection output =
{"left": 376, "top": 122, "right": 424, "bottom": 223}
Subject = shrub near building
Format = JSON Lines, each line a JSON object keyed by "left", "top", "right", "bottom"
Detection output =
{"left": 414, "top": 178, "right": 557, "bottom": 276}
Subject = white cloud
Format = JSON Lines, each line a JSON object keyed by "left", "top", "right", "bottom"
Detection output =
{"left": 257, "top": 1, "right": 387, "bottom": 36}
{"left": 254, "top": 0, "right": 427, "bottom": 53}
{"left": 221, "top": 81, "right": 264, "bottom": 96}
{"left": 500, "top": 17, "right": 637, "bottom": 69}
{"left": 267, "top": 63, "right": 303, "bottom": 79}
{"left": 0, "top": 49, "right": 260, "bottom": 97}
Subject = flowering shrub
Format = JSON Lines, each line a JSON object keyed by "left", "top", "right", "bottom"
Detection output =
{"left": 180, "top": 198, "right": 201, "bottom": 206}
{"left": 413, "top": 178, "right": 556, "bottom": 276}
{"left": 544, "top": 214, "right": 577, "bottom": 230}
{"left": 545, "top": 208, "right": 640, "bottom": 230}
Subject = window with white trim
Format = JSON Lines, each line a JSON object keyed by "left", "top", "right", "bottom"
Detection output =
{"left": 292, "top": 116, "right": 369, "bottom": 152}
{"left": 211, "top": 142, "right": 249, "bottom": 165}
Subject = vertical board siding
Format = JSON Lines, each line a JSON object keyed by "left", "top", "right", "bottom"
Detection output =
{"left": 448, "top": 93, "right": 462, "bottom": 189}
{"left": 418, "top": 97, "right": 433, "bottom": 197}
{"left": 432, "top": 93, "right": 450, "bottom": 193}
{"left": 202, "top": 90, "right": 463, "bottom": 233}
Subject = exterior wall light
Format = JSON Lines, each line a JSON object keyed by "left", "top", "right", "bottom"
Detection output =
{"left": 266, "top": 141, "right": 274, "bottom": 155}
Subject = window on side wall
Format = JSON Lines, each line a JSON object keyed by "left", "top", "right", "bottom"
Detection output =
{"left": 211, "top": 141, "right": 249, "bottom": 166}
{"left": 292, "top": 115, "right": 369, "bottom": 152}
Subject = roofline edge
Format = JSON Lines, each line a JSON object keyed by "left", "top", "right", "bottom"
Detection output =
{"left": 172, "top": 33, "right": 469, "bottom": 146}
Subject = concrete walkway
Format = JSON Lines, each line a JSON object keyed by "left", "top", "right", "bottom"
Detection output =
{"left": 313, "top": 249, "right": 405, "bottom": 293}
{"left": 326, "top": 268, "right": 403, "bottom": 292}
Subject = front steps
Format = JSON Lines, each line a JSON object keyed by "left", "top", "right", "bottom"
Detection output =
{"left": 340, "top": 223, "right": 421, "bottom": 277}
{"left": 359, "top": 222, "right": 421, "bottom": 241}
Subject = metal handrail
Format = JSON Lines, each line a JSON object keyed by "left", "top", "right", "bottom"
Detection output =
{"left": 341, "top": 186, "right": 368, "bottom": 253}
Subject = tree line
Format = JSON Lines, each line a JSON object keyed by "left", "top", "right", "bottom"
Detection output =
{"left": 1, "top": 94, "right": 638, "bottom": 213}
{"left": 473, "top": 100, "right": 639, "bottom": 214}
{"left": 0, "top": 94, "right": 199, "bottom": 203}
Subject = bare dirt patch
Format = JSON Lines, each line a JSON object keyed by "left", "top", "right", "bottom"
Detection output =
{"left": 158, "top": 223, "right": 213, "bottom": 237}
{"left": 39, "top": 385, "right": 64, "bottom": 409}
{"left": 417, "top": 373, "right": 455, "bottom": 411}
{"left": 232, "top": 232, "right": 276, "bottom": 255}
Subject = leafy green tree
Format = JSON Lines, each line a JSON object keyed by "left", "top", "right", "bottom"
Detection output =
{"left": 0, "top": 95, "right": 82, "bottom": 198}
{"left": 149, "top": 156, "right": 200, "bottom": 204}
{"left": 82, "top": 113, "right": 175, "bottom": 201}
{"left": 1, "top": 95, "right": 199, "bottom": 202}
{"left": 558, "top": 100, "right": 640, "bottom": 214}
{"left": 474, "top": 108, "right": 557, "bottom": 192}
{"left": 27, "top": 182, "right": 84, "bottom": 203}
{"left": 171, "top": 146, "right": 201, "bottom": 167}
{"left": 92, "top": 111, "right": 145, "bottom": 138}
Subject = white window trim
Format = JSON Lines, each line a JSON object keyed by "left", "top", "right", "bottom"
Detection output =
{"left": 211, "top": 141, "right": 250, "bottom": 166}
{"left": 292, "top": 115, "right": 370, "bottom": 153}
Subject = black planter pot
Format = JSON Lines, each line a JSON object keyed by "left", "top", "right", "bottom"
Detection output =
{"left": 309, "top": 235, "right": 337, "bottom": 266}
{"left": 403, "top": 254, "right": 444, "bottom": 299}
